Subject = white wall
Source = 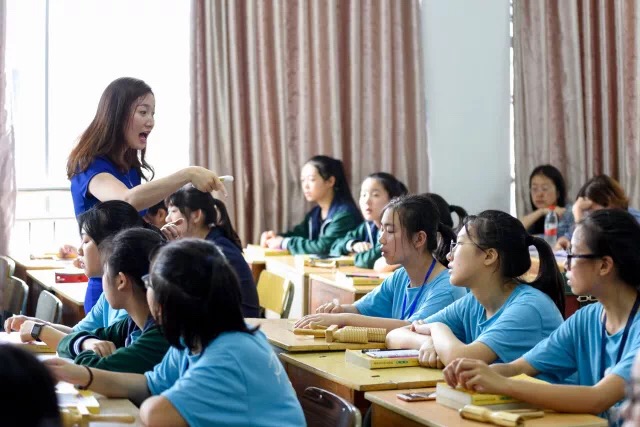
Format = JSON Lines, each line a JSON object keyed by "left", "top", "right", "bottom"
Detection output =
{"left": 422, "top": 0, "right": 511, "bottom": 215}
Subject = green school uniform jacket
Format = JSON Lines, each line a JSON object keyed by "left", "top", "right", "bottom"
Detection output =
{"left": 329, "top": 221, "right": 381, "bottom": 269}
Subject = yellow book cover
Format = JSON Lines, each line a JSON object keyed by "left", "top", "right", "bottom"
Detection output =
{"left": 335, "top": 271, "right": 383, "bottom": 287}
{"left": 294, "top": 255, "right": 355, "bottom": 269}
{"left": 345, "top": 349, "right": 419, "bottom": 369}
{"left": 56, "top": 383, "right": 101, "bottom": 414}
{"left": 244, "top": 244, "right": 290, "bottom": 259}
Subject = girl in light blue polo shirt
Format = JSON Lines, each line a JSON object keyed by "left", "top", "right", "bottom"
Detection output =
{"left": 386, "top": 210, "right": 565, "bottom": 368}
{"left": 295, "top": 194, "right": 466, "bottom": 332}
{"left": 443, "top": 209, "right": 640, "bottom": 425}
{"left": 45, "top": 239, "right": 305, "bottom": 427}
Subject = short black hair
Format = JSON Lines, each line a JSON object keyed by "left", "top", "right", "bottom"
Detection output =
{"left": 149, "top": 239, "right": 257, "bottom": 350}
{"left": 0, "top": 345, "right": 60, "bottom": 426}
{"left": 366, "top": 172, "right": 409, "bottom": 200}
{"left": 147, "top": 200, "right": 167, "bottom": 216}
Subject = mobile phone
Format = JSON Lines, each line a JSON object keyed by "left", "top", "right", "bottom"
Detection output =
{"left": 396, "top": 392, "right": 436, "bottom": 402}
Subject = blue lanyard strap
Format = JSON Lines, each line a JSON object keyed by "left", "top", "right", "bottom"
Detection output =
{"left": 599, "top": 292, "right": 640, "bottom": 379}
{"left": 401, "top": 258, "right": 437, "bottom": 320}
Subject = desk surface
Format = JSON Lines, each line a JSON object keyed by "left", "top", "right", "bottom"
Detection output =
{"left": 27, "top": 269, "right": 87, "bottom": 307}
{"left": 248, "top": 318, "right": 384, "bottom": 351}
{"left": 92, "top": 396, "right": 143, "bottom": 426}
{"left": 280, "top": 352, "right": 443, "bottom": 391}
{"left": 365, "top": 388, "right": 607, "bottom": 427}
{"left": 308, "top": 273, "right": 380, "bottom": 293}
{"left": 9, "top": 254, "right": 76, "bottom": 271}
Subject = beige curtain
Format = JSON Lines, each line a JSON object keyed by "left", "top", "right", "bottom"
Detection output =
{"left": 0, "top": 0, "right": 16, "bottom": 257}
{"left": 191, "top": 0, "right": 427, "bottom": 245}
{"left": 514, "top": 0, "right": 639, "bottom": 216}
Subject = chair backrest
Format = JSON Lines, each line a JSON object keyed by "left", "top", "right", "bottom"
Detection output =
{"left": 0, "top": 256, "right": 16, "bottom": 280}
{"left": 35, "top": 290, "right": 63, "bottom": 324}
{"left": 301, "top": 387, "right": 362, "bottom": 427}
{"left": 4, "top": 276, "right": 29, "bottom": 317}
{"left": 256, "top": 270, "right": 294, "bottom": 318}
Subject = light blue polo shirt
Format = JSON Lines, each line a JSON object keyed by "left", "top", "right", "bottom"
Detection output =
{"left": 425, "top": 284, "right": 563, "bottom": 363}
{"left": 354, "top": 267, "right": 466, "bottom": 322}
{"left": 72, "top": 292, "right": 128, "bottom": 332}
{"left": 523, "top": 302, "right": 640, "bottom": 421}
{"left": 145, "top": 330, "right": 305, "bottom": 427}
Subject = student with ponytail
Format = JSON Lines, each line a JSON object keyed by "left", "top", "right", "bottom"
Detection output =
{"left": 165, "top": 185, "right": 259, "bottom": 317}
{"left": 329, "top": 172, "right": 408, "bottom": 268}
{"left": 445, "top": 210, "right": 640, "bottom": 424}
{"left": 386, "top": 210, "right": 565, "bottom": 368}
{"left": 426, "top": 193, "right": 468, "bottom": 229}
{"left": 295, "top": 194, "right": 466, "bottom": 332}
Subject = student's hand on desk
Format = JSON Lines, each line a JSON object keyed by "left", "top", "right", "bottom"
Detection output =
{"left": 410, "top": 321, "right": 432, "bottom": 335}
{"left": 58, "top": 244, "right": 78, "bottom": 259}
{"left": 260, "top": 231, "right": 276, "bottom": 247}
{"left": 82, "top": 339, "right": 117, "bottom": 357}
{"left": 265, "top": 236, "right": 284, "bottom": 249}
{"left": 18, "top": 320, "right": 38, "bottom": 342}
{"left": 315, "top": 300, "right": 344, "bottom": 314}
{"left": 161, "top": 218, "right": 184, "bottom": 241}
{"left": 44, "top": 358, "right": 87, "bottom": 386}
{"left": 4, "top": 314, "right": 36, "bottom": 333}
{"left": 188, "top": 167, "right": 227, "bottom": 197}
{"left": 418, "top": 340, "right": 444, "bottom": 369}
{"left": 294, "top": 313, "right": 343, "bottom": 329}
{"left": 444, "top": 358, "right": 507, "bottom": 394}
{"left": 352, "top": 242, "right": 372, "bottom": 253}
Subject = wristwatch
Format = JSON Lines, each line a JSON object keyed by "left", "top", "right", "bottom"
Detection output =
{"left": 30, "top": 323, "right": 45, "bottom": 342}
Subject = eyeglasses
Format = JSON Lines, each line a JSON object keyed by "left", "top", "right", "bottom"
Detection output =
{"left": 565, "top": 249, "right": 601, "bottom": 271}
{"left": 141, "top": 274, "right": 153, "bottom": 290}
{"left": 449, "top": 239, "right": 485, "bottom": 258}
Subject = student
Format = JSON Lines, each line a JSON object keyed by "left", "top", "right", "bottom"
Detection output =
{"left": 329, "top": 172, "right": 408, "bottom": 268}
{"left": 145, "top": 200, "right": 168, "bottom": 229}
{"left": 557, "top": 174, "right": 640, "bottom": 250}
{"left": 443, "top": 209, "right": 640, "bottom": 423}
{"left": 260, "top": 155, "right": 363, "bottom": 254}
{"left": 55, "top": 228, "right": 169, "bottom": 374}
{"left": 5, "top": 201, "right": 157, "bottom": 345}
{"left": 295, "top": 194, "right": 466, "bottom": 332}
{"left": 67, "top": 77, "right": 225, "bottom": 218}
{"left": 165, "top": 185, "right": 260, "bottom": 317}
{"left": 45, "top": 239, "right": 306, "bottom": 427}
{"left": 0, "top": 345, "right": 60, "bottom": 427}
{"left": 386, "top": 210, "right": 565, "bottom": 368}
{"left": 426, "top": 193, "right": 468, "bottom": 229}
{"left": 519, "top": 165, "right": 571, "bottom": 236}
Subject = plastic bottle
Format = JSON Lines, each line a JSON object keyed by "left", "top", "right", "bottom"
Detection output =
{"left": 544, "top": 206, "right": 558, "bottom": 247}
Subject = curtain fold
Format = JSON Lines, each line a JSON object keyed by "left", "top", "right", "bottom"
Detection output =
{"left": 192, "top": 0, "right": 427, "bottom": 245}
{"left": 514, "top": 0, "right": 639, "bottom": 216}
{"left": 0, "top": 0, "right": 17, "bottom": 257}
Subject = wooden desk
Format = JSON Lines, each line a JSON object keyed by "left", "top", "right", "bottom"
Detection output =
{"left": 248, "top": 318, "right": 384, "bottom": 352}
{"left": 27, "top": 270, "right": 86, "bottom": 326}
{"left": 308, "top": 273, "right": 379, "bottom": 314}
{"left": 365, "top": 388, "right": 607, "bottom": 427}
{"left": 9, "top": 254, "right": 74, "bottom": 280}
{"left": 92, "top": 396, "right": 143, "bottom": 426}
{"left": 279, "top": 351, "right": 443, "bottom": 415}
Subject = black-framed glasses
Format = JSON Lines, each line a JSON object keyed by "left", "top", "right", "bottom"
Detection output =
{"left": 141, "top": 274, "right": 153, "bottom": 290}
{"left": 565, "top": 249, "right": 601, "bottom": 271}
{"left": 449, "top": 239, "right": 485, "bottom": 258}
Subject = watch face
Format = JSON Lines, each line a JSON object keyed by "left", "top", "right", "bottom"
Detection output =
{"left": 31, "top": 323, "right": 44, "bottom": 341}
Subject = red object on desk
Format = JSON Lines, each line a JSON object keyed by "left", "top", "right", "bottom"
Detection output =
{"left": 55, "top": 272, "right": 88, "bottom": 283}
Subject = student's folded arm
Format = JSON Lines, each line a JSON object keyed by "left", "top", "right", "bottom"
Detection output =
{"left": 353, "top": 245, "right": 382, "bottom": 269}
{"left": 385, "top": 326, "right": 431, "bottom": 349}
{"left": 489, "top": 357, "right": 539, "bottom": 378}
{"left": 329, "top": 227, "right": 360, "bottom": 257}
{"left": 280, "top": 216, "right": 309, "bottom": 238}
{"left": 140, "top": 396, "right": 188, "bottom": 427}
{"left": 430, "top": 322, "right": 497, "bottom": 365}
{"left": 285, "top": 213, "right": 360, "bottom": 254}
{"left": 89, "top": 368, "right": 150, "bottom": 404}
{"left": 340, "top": 313, "right": 409, "bottom": 333}
{"left": 38, "top": 325, "right": 69, "bottom": 350}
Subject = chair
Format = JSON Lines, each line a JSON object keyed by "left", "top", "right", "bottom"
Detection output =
{"left": 256, "top": 270, "right": 294, "bottom": 318}
{"left": 34, "top": 290, "right": 63, "bottom": 324}
{"left": 3, "top": 276, "right": 29, "bottom": 319}
{"left": 300, "top": 387, "right": 362, "bottom": 427}
{"left": 0, "top": 256, "right": 16, "bottom": 280}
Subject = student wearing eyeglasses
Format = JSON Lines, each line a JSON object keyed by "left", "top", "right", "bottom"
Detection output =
{"left": 386, "top": 210, "right": 565, "bottom": 369}
{"left": 295, "top": 194, "right": 466, "bottom": 332}
{"left": 444, "top": 209, "right": 640, "bottom": 425}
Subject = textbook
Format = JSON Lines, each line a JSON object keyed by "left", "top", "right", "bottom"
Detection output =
{"left": 345, "top": 349, "right": 420, "bottom": 369}
{"left": 57, "top": 383, "right": 101, "bottom": 414}
{"left": 244, "top": 244, "right": 290, "bottom": 259}
{"left": 435, "top": 375, "right": 544, "bottom": 411}
{"left": 335, "top": 271, "right": 384, "bottom": 287}
{"left": 295, "top": 255, "right": 355, "bottom": 268}
{"left": 0, "top": 332, "right": 56, "bottom": 353}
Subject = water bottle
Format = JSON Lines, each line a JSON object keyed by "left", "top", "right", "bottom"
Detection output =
{"left": 544, "top": 206, "right": 558, "bottom": 247}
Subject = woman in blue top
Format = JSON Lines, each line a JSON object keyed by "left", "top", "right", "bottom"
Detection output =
{"left": 260, "top": 155, "right": 363, "bottom": 254}
{"left": 67, "top": 77, "right": 225, "bottom": 218}
{"left": 557, "top": 174, "right": 640, "bottom": 250}
{"left": 386, "top": 210, "right": 565, "bottom": 368}
{"left": 296, "top": 194, "right": 466, "bottom": 332}
{"left": 46, "top": 239, "right": 305, "bottom": 427}
{"left": 329, "top": 172, "right": 408, "bottom": 268}
{"left": 445, "top": 209, "right": 640, "bottom": 424}
{"left": 164, "top": 185, "right": 260, "bottom": 317}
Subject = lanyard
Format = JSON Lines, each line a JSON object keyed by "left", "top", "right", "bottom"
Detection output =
{"left": 599, "top": 292, "right": 640, "bottom": 378}
{"left": 401, "top": 258, "right": 437, "bottom": 320}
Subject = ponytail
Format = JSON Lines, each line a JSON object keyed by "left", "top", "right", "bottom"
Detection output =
{"left": 435, "top": 222, "right": 456, "bottom": 267}
{"left": 211, "top": 198, "right": 242, "bottom": 250}
{"left": 449, "top": 205, "right": 468, "bottom": 226}
{"left": 525, "top": 236, "right": 566, "bottom": 316}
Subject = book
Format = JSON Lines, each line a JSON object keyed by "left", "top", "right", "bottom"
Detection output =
{"left": 0, "top": 332, "right": 56, "bottom": 353}
{"left": 345, "top": 349, "right": 419, "bottom": 369}
{"left": 335, "top": 271, "right": 383, "bottom": 287}
{"left": 294, "top": 255, "right": 355, "bottom": 269}
{"left": 55, "top": 271, "right": 88, "bottom": 283}
{"left": 435, "top": 376, "right": 543, "bottom": 411}
{"left": 56, "top": 383, "right": 100, "bottom": 414}
{"left": 244, "top": 244, "right": 290, "bottom": 259}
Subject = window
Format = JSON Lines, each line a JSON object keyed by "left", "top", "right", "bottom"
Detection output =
{"left": 6, "top": 0, "right": 190, "bottom": 253}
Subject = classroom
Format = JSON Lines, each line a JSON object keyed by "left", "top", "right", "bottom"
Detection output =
{"left": 0, "top": 0, "right": 639, "bottom": 426}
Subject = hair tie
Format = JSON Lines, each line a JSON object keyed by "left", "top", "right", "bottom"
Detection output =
{"left": 526, "top": 235, "right": 535, "bottom": 246}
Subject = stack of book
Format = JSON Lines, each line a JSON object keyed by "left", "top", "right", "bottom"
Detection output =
{"left": 294, "top": 255, "right": 355, "bottom": 268}
{"left": 244, "top": 244, "right": 290, "bottom": 259}
{"left": 345, "top": 349, "right": 420, "bottom": 369}
{"left": 335, "top": 271, "right": 383, "bottom": 287}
